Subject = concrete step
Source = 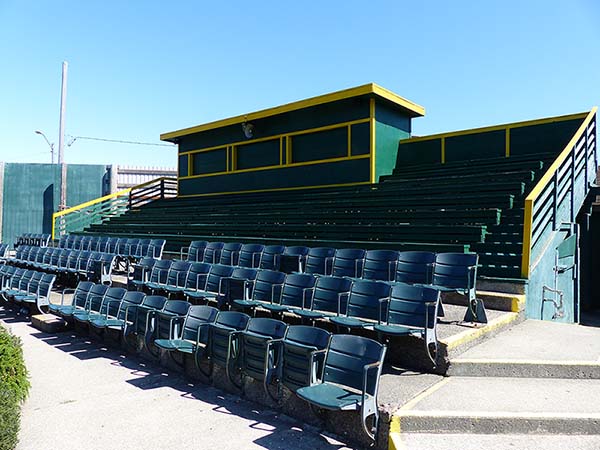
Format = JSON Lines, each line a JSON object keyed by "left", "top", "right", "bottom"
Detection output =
{"left": 448, "top": 319, "right": 600, "bottom": 378}
{"left": 443, "top": 290, "right": 525, "bottom": 312}
{"left": 392, "top": 376, "right": 600, "bottom": 435}
{"left": 477, "top": 277, "right": 528, "bottom": 295}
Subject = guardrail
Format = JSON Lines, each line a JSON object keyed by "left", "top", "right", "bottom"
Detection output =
{"left": 52, "top": 177, "right": 178, "bottom": 239}
{"left": 521, "top": 107, "right": 597, "bottom": 278}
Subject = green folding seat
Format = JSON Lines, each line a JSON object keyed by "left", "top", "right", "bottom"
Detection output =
{"left": 329, "top": 280, "right": 391, "bottom": 330}
{"left": 279, "top": 246, "right": 309, "bottom": 274}
{"left": 262, "top": 273, "right": 316, "bottom": 316}
{"left": 20, "top": 273, "right": 56, "bottom": 314}
{"left": 205, "top": 311, "right": 251, "bottom": 379}
{"left": 202, "top": 242, "right": 225, "bottom": 264}
{"left": 232, "top": 270, "right": 285, "bottom": 315}
{"left": 129, "top": 295, "right": 168, "bottom": 337}
{"left": 429, "top": 252, "right": 485, "bottom": 323}
{"left": 4, "top": 270, "right": 35, "bottom": 300}
{"left": 394, "top": 251, "right": 436, "bottom": 285}
{"left": 218, "top": 267, "right": 259, "bottom": 308}
{"left": 144, "top": 259, "right": 173, "bottom": 292}
{"left": 129, "top": 257, "right": 156, "bottom": 290}
{"left": 303, "top": 247, "right": 336, "bottom": 275}
{"left": 145, "top": 299, "right": 191, "bottom": 355}
{"left": 89, "top": 291, "right": 146, "bottom": 332}
{"left": 296, "top": 335, "right": 387, "bottom": 442}
{"left": 183, "top": 264, "right": 234, "bottom": 305}
{"left": 48, "top": 281, "right": 94, "bottom": 316}
{"left": 11, "top": 271, "right": 43, "bottom": 304}
{"left": 159, "top": 261, "right": 192, "bottom": 297}
{"left": 155, "top": 304, "right": 218, "bottom": 353}
{"left": 147, "top": 239, "right": 166, "bottom": 259}
{"left": 375, "top": 283, "right": 440, "bottom": 364}
{"left": 237, "top": 244, "right": 264, "bottom": 268}
{"left": 235, "top": 318, "right": 288, "bottom": 399}
{"left": 218, "top": 242, "right": 243, "bottom": 266}
{"left": 361, "top": 250, "right": 399, "bottom": 282}
{"left": 280, "top": 325, "right": 331, "bottom": 392}
{"left": 258, "top": 245, "right": 285, "bottom": 270}
{"left": 73, "top": 287, "right": 126, "bottom": 324}
{"left": 180, "top": 240, "right": 208, "bottom": 262}
{"left": 294, "top": 276, "right": 352, "bottom": 323}
{"left": 330, "top": 248, "right": 366, "bottom": 278}
{"left": 58, "top": 283, "right": 109, "bottom": 319}
{"left": 181, "top": 262, "right": 211, "bottom": 297}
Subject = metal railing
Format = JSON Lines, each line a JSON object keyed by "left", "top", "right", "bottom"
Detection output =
{"left": 521, "top": 108, "right": 597, "bottom": 278}
{"left": 52, "top": 177, "right": 178, "bottom": 239}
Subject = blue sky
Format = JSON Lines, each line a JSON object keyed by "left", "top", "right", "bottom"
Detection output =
{"left": 0, "top": 0, "right": 598, "bottom": 168}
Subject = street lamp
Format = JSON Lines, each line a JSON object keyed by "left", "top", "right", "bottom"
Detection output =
{"left": 35, "top": 130, "right": 55, "bottom": 163}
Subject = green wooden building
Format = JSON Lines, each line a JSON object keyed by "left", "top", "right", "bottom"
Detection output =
{"left": 161, "top": 83, "right": 425, "bottom": 196}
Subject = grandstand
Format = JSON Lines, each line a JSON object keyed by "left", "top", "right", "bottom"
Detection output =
{"left": 5, "top": 83, "right": 597, "bottom": 449}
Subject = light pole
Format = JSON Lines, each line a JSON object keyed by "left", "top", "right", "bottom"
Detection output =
{"left": 34, "top": 130, "right": 55, "bottom": 163}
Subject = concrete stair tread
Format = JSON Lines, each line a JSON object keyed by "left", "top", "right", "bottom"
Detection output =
{"left": 443, "top": 290, "right": 525, "bottom": 312}
{"left": 393, "top": 376, "right": 600, "bottom": 435}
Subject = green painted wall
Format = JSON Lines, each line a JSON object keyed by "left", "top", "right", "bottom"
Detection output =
{"left": 1, "top": 163, "right": 106, "bottom": 245}
{"left": 375, "top": 121, "right": 410, "bottom": 181}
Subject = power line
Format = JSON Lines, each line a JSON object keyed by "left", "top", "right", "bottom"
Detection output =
{"left": 67, "top": 135, "right": 175, "bottom": 147}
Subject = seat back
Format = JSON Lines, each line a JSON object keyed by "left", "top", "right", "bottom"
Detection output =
{"left": 304, "top": 247, "right": 336, "bottom": 275}
{"left": 17, "top": 270, "right": 35, "bottom": 291}
{"left": 131, "top": 257, "right": 156, "bottom": 284}
{"left": 148, "top": 239, "right": 166, "bottom": 259}
{"left": 279, "top": 273, "right": 316, "bottom": 309}
{"left": 181, "top": 305, "right": 219, "bottom": 344}
{"left": 280, "top": 246, "right": 310, "bottom": 273}
{"left": 85, "top": 284, "right": 110, "bottom": 310}
{"left": 135, "top": 239, "right": 151, "bottom": 258}
{"left": 331, "top": 248, "right": 366, "bottom": 278}
{"left": 207, "top": 311, "right": 251, "bottom": 367}
{"left": 219, "top": 242, "right": 243, "bottom": 266}
{"left": 134, "top": 295, "right": 168, "bottom": 333}
{"left": 259, "top": 245, "right": 285, "bottom": 270}
{"left": 322, "top": 335, "right": 386, "bottom": 394}
{"left": 362, "top": 250, "right": 398, "bottom": 281}
{"left": 223, "top": 268, "right": 258, "bottom": 302}
{"left": 26, "top": 272, "right": 44, "bottom": 294}
{"left": 94, "top": 287, "right": 127, "bottom": 316}
{"left": 238, "top": 244, "right": 264, "bottom": 268}
{"left": 203, "top": 242, "right": 225, "bottom": 264}
{"left": 185, "top": 262, "right": 212, "bottom": 290}
{"left": 106, "top": 237, "right": 120, "bottom": 254}
{"left": 203, "top": 264, "right": 235, "bottom": 293}
{"left": 387, "top": 284, "right": 440, "bottom": 329}
{"left": 148, "top": 259, "right": 173, "bottom": 285}
{"left": 156, "top": 300, "right": 192, "bottom": 339}
{"left": 70, "top": 281, "right": 95, "bottom": 308}
{"left": 116, "top": 291, "right": 146, "bottom": 320}
{"left": 165, "top": 261, "right": 192, "bottom": 289}
{"left": 432, "top": 253, "right": 478, "bottom": 290}
{"left": 281, "top": 325, "right": 331, "bottom": 391}
{"left": 345, "top": 280, "right": 391, "bottom": 321}
{"left": 239, "top": 318, "right": 288, "bottom": 382}
{"left": 186, "top": 240, "right": 209, "bottom": 262}
{"left": 251, "top": 270, "right": 286, "bottom": 303}
{"left": 395, "top": 251, "right": 436, "bottom": 284}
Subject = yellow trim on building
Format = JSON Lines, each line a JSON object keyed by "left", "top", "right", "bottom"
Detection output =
{"left": 400, "top": 111, "right": 589, "bottom": 144}
{"left": 441, "top": 138, "right": 446, "bottom": 164}
{"left": 347, "top": 124, "right": 352, "bottom": 157}
{"left": 177, "top": 181, "right": 372, "bottom": 198}
{"left": 505, "top": 128, "right": 511, "bottom": 157}
{"left": 370, "top": 98, "right": 376, "bottom": 182}
{"left": 160, "top": 83, "right": 424, "bottom": 141}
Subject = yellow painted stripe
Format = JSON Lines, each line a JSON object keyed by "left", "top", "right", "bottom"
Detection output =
{"left": 177, "top": 181, "right": 371, "bottom": 198}
{"left": 441, "top": 312, "right": 520, "bottom": 351}
{"left": 521, "top": 198, "right": 534, "bottom": 278}
{"left": 370, "top": 98, "right": 376, "bottom": 183}
{"left": 53, "top": 188, "right": 132, "bottom": 218}
{"left": 178, "top": 118, "right": 370, "bottom": 156}
{"left": 505, "top": 128, "right": 510, "bottom": 157}
{"left": 400, "top": 111, "right": 589, "bottom": 144}
{"left": 451, "top": 358, "right": 600, "bottom": 366}
{"left": 161, "top": 83, "right": 424, "bottom": 140}
{"left": 441, "top": 138, "right": 446, "bottom": 164}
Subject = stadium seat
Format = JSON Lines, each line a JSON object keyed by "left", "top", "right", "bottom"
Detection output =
{"left": 262, "top": 273, "right": 316, "bottom": 316}
{"left": 293, "top": 275, "right": 352, "bottom": 324}
{"left": 296, "top": 334, "right": 387, "bottom": 442}
{"left": 329, "top": 280, "right": 391, "bottom": 330}
{"left": 232, "top": 270, "right": 286, "bottom": 315}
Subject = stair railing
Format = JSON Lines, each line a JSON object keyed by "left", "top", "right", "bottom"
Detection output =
{"left": 521, "top": 107, "right": 597, "bottom": 278}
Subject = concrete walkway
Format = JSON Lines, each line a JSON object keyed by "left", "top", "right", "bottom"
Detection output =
{"left": 1, "top": 315, "right": 352, "bottom": 450}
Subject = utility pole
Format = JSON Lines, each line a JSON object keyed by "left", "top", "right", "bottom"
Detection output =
{"left": 58, "top": 61, "right": 68, "bottom": 210}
